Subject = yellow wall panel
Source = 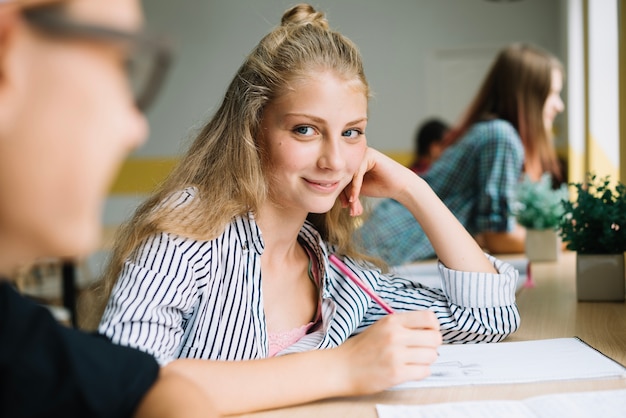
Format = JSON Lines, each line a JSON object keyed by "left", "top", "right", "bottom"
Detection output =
{"left": 587, "top": 135, "right": 620, "bottom": 181}
{"left": 383, "top": 151, "right": 413, "bottom": 167}
{"left": 109, "top": 158, "right": 179, "bottom": 194}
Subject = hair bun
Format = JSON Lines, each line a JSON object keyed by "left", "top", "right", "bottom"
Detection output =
{"left": 281, "top": 3, "right": 329, "bottom": 29}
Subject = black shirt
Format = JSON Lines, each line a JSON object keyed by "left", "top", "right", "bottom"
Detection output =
{"left": 0, "top": 281, "right": 159, "bottom": 418}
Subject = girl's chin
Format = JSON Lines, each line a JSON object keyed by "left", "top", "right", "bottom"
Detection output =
{"left": 307, "top": 202, "right": 340, "bottom": 215}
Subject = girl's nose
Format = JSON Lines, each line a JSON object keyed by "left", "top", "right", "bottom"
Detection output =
{"left": 317, "top": 136, "right": 345, "bottom": 170}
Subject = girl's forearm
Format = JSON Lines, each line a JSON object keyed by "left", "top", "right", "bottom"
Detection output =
{"left": 164, "top": 349, "right": 349, "bottom": 416}
{"left": 479, "top": 225, "right": 526, "bottom": 254}
{"left": 134, "top": 368, "right": 217, "bottom": 418}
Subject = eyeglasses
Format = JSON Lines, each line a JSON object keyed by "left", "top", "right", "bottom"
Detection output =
{"left": 22, "top": 5, "right": 173, "bottom": 112}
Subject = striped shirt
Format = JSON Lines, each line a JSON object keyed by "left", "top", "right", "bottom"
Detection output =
{"left": 357, "top": 119, "right": 525, "bottom": 265}
{"left": 99, "top": 191, "right": 521, "bottom": 365}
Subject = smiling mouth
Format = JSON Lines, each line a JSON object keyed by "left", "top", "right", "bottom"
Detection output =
{"left": 305, "top": 179, "right": 340, "bottom": 189}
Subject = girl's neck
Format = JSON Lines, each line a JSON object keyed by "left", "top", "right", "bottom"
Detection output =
{"left": 256, "top": 202, "right": 308, "bottom": 260}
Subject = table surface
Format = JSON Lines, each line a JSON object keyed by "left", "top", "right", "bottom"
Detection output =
{"left": 234, "top": 251, "right": 626, "bottom": 418}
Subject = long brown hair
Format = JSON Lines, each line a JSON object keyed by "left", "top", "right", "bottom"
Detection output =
{"left": 95, "top": 4, "right": 374, "bottom": 316}
{"left": 444, "top": 43, "right": 563, "bottom": 181}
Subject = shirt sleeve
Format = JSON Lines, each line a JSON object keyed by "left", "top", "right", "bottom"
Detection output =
{"left": 474, "top": 121, "right": 525, "bottom": 232}
{"left": 99, "top": 232, "right": 199, "bottom": 365}
{"left": 0, "top": 283, "right": 159, "bottom": 418}
{"left": 356, "top": 254, "right": 521, "bottom": 343}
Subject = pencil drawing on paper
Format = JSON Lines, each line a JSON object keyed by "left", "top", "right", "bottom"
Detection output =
{"left": 430, "top": 361, "right": 483, "bottom": 378}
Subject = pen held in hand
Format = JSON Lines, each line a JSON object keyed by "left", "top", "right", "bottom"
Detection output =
{"left": 329, "top": 254, "right": 395, "bottom": 314}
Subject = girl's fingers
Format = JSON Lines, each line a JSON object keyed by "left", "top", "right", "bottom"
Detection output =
{"left": 395, "top": 310, "right": 441, "bottom": 331}
{"left": 406, "top": 330, "right": 443, "bottom": 350}
{"left": 403, "top": 346, "right": 440, "bottom": 366}
{"left": 350, "top": 197, "right": 363, "bottom": 217}
{"left": 339, "top": 190, "right": 349, "bottom": 208}
{"left": 342, "top": 148, "right": 373, "bottom": 217}
{"left": 350, "top": 162, "right": 367, "bottom": 202}
{"left": 397, "top": 364, "right": 434, "bottom": 382}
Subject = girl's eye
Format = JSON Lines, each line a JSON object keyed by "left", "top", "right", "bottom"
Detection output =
{"left": 342, "top": 129, "right": 362, "bottom": 139}
{"left": 294, "top": 126, "right": 315, "bottom": 136}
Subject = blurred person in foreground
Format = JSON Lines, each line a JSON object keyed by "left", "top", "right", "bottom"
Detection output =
{"left": 0, "top": 0, "right": 216, "bottom": 417}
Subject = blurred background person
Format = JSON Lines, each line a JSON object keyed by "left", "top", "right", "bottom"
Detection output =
{"left": 409, "top": 117, "right": 449, "bottom": 175}
{"left": 357, "top": 43, "right": 564, "bottom": 265}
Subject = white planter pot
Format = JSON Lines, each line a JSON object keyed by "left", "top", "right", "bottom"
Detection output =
{"left": 525, "top": 229, "right": 560, "bottom": 262}
{"left": 576, "top": 253, "right": 626, "bottom": 302}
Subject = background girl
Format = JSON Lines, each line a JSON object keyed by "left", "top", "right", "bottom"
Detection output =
{"left": 359, "top": 43, "right": 565, "bottom": 265}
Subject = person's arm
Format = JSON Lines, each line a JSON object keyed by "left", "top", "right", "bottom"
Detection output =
{"left": 351, "top": 254, "right": 520, "bottom": 344}
{"left": 133, "top": 366, "right": 218, "bottom": 418}
{"left": 347, "top": 147, "right": 496, "bottom": 273}
{"left": 162, "top": 311, "right": 441, "bottom": 416}
{"left": 477, "top": 224, "right": 526, "bottom": 254}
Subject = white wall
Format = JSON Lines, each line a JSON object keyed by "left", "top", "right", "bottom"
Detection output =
{"left": 565, "top": 0, "right": 584, "bottom": 183}
{"left": 139, "top": 0, "right": 563, "bottom": 156}
{"left": 587, "top": 0, "right": 620, "bottom": 179}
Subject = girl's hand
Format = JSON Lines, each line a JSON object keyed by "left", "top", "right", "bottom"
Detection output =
{"left": 333, "top": 310, "right": 442, "bottom": 394}
{"left": 340, "top": 147, "right": 417, "bottom": 216}
{"left": 339, "top": 146, "right": 497, "bottom": 273}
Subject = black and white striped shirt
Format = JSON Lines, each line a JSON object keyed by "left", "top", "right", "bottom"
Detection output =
{"left": 99, "top": 193, "right": 520, "bottom": 365}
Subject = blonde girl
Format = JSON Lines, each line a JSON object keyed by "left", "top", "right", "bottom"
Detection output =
{"left": 98, "top": 4, "right": 520, "bottom": 415}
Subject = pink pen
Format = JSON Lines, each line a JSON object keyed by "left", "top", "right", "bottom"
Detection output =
{"left": 329, "top": 254, "right": 395, "bottom": 314}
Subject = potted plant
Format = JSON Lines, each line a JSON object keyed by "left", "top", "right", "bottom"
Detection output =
{"left": 514, "top": 173, "right": 568, "bottom": 262}
{"left": 559, "top": 174, "right": 626, "bottom": 302}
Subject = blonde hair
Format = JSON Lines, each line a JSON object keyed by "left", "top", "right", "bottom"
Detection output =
{"left": 444, "top": 43, "right": 563, "bottom": 181}
{"left": 96, "top": 4, "right": 374, "bottom": 313}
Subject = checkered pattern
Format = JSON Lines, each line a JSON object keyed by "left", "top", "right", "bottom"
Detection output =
{"left": 357, "top": 119, "right": 524, "bottom": 265}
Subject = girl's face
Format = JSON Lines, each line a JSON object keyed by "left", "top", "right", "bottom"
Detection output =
{"left": 260, "top": 71, "right": 368, "bottom": 217}
{"left": 543, "top": 68, "right": 564, "bottom": 132}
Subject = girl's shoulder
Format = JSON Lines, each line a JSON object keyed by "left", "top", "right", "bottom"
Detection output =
{"left": 467, "top": 119, "right": 523, "bottom": 152}
{"left": 470, "top": 119, "right": 519, "bottom": 139}
{"left": 158, "top": 186, "right": 198, "bottom": 210}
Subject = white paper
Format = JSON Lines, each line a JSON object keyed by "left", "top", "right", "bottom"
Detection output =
{"left": 376, "top": 388, "right": 626, "bottom": 418}
{"left": 392, "top": 338, "right": 626, "bottom": 390}
{"left": 391, "top": 257, "right": 529, "bottom": 292}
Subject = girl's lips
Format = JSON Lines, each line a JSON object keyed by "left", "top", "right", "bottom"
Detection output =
{"left": 304, "top": 178, "right": 341, "bottom": 192}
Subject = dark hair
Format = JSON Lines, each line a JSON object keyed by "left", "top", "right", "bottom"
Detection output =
{"left": 415, "top": 118, "right": 449, "bottom": 157}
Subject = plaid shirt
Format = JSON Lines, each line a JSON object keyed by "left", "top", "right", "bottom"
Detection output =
{"left": 357, "top": 119, "right": 524, "bottom": 265}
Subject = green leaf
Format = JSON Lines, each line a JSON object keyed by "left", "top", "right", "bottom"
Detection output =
{"left": 558, "top": 173, "right": 626, "bottom": 254}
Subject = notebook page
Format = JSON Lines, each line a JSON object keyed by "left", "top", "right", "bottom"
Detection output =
{"left": 391, "top": 337, "right": 626, "bottom": 389}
